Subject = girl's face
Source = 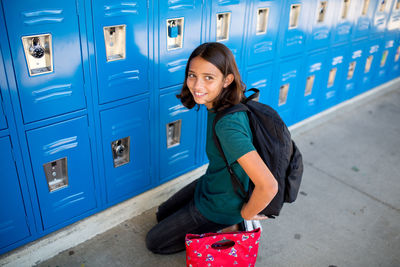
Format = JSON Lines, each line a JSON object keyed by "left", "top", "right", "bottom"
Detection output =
{"left": 186, "top": 56, "right": 233, "bottom": 109}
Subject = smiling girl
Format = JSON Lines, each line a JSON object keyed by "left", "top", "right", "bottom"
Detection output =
{"left": 146, "top": 42, "right": 278, "bottom": 254}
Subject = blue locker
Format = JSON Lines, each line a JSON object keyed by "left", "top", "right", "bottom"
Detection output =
{"left": 92, "top": 0, "right": 149, "bottom": 104}
{"left": 388, "top": 35, "right": 400, "bottom": 79}
{"left": 159, "top": 0, "right": 203, "bottom": 88}
{"left": 271, "top": 57, "right": 302, "bottom": 126}
{"left": 296, "top": 51, "right": 328, "bottom": 122}
{"left": 2, "top": 0, "right": 87, "bottom": 123}
{"left": 387, "top": 0, "right": 400, "bottom": 34}
{"left": 360, "top": 40, "right": 381, "bottom": 92}
{"left": 373, "top": 38, "right": 396, "bottom": 85}
{"left": 278, "top": 0, "right": 310, "bottom": 58}
{"left": 100, "top": 99, "right": 150, "bottom": 203}
{"left": 160, "top": 89, "right": 198, "bottom": 182}
{"left": 371, "top": 0, "right": 393, "bottom": 36}
{"left": 341, "top": 41, "right": 365, "bottom": 100}
{"left": 331, "top": 0, "right": 356, "bottom": 44}
{"left": 210, "top": 0, "right": 248, "bottom": 69}
{"left": 353, "top": 0, "right": 377, "bottom": 39}
{"left": 306, "top": 0, "right": 334, "bottom": 51}
{"left": 245, "top": 63, "right": 274, "bottom": 105}
{"left": 322, "top": 45, "right": 347, "bottom": 110}
{"left": 26, "top": 116, "right": 96, "bottom": 229}
{"left": 245, "top": 0, "right": 281, "bottom": 66}
{"left": 0, "top": 136, "right": 31, "bottom": 249}
{"left": 0, "top": 95, "right": 7, "bottom": 130}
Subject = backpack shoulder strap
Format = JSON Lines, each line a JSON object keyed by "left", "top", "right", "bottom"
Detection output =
{"left": 212, "top": 104, "right": 249, "bottom": 199}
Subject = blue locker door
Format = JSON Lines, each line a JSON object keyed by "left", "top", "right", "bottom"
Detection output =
{"left": 0, "top": 136, "right": 30, "bottom": 249}
{"left": 307, "top": 0, "right": 334, "bottom": 51}
{"left": 322, "top": 45, "right": 347, "bottom": 110}
{"left": 26, "top": 116, "right": 96, "bottom": 229}
{"left": 278, "top": 0, "right": 310, "bottom": 58}
{"left": 342, "top": 42, "right": 365, "bottom": 100}
{"left": 374, "top": 38, "right": 396, "bottom": 86}
{"left": 360, "top": 40, "right": 380, "bottom": 92}
{"left": 210, "top": 0, "right": 248, "bottom": 70}
{"left": 92, "top": 0, "right": 149, "bottom": 104}
{"left": 245, "top": 63, "right": 274, "bottom": 106}
{"left": 331, "top": 0, "right": 356, "bottom": 44}
{"left": 246, "top": 0, "right": 281, "bottom": 66}
{"left": 296, "top": 51, "right": 327, "bottom": 122}
{"left": 271, "top": 57, "right": 302, "bottom": 126}
{"left": 387, "top": 2, "right": 400, "bottom": 33}
{"left": 2, "top": 0, "right": 86, "bottom": 123}
{"left": 0, "top": 96, "right": 7, "bottom": 130}
{"left": 372, "top": 0, "right": 393, "bottom": 36}
{"left": 388, "top": 37, "right": 400, "bottom": 79}
{"left": 159, "top": 0, "right": 203, "bottom": 88}
{"left": 160, "top": 89, "right": 198, "bottom": 182}
{"left": 353, "top": 0, "right": 377, "bottom": 39}
{"left": 100, "top": 99, "right": 150, "bottom": 203}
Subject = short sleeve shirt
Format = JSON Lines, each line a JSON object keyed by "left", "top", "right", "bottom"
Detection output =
{"left": 194, "top": 109, "right": 255, "bottom": 225}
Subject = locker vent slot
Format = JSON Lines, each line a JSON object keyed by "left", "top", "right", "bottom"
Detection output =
{"left": 216, "top": 13, "right": 231, "bottom": 41}
{"left": 347, "top": 62, "right": 356, "bottom": 79}
{"left": 341, "top": 0, "right": 351, "bottom": 19}
{"left": 380, "top": 50, "right": 388, "bottom": 67}
{"left": 166, "top": 120, "right": 182, "bottom": 148}
{"left": 362, "top": 0, "right": 370, "bottom": 15}
{"left": 279, "top": 84, "right": 289, "bottom": 106}
{"left": 289, "top": 4, "right": 301, "bottom": 29}
{"left": 104, "top": 25, "right": 126, "bottom": 62}
{"left": 305, "top": 75, "right": 315, "bottom": 96}
{"left": 22, "top": 34, "right": 53, "bottom": 76}
{"left": 167, "top": 18, "right": 184, "bottom": 50}
{"left": 256, "top": 8, "right": 269, "bottom": 35}
{"left": 111, "top": 137, "right": 130, "bottom": 168}
{"left": 364, "top": 55, "right": 373, "bottom": 73}
{"left": 317, "top": 1, "right": 327, "bottom": 23}
{"left": 327, "top": 68, "right": 337, "bottom": 87}
{"left": 43, "top": 158, "right": 68, "bottom": 192}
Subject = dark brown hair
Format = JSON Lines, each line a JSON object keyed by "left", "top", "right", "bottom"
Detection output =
{"left": 176, "top": 42, "right": 245, "bottom": 112}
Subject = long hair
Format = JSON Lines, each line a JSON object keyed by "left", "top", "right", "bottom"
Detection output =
{"left": 177, "top": 42, "right": 245, "bottom": 112}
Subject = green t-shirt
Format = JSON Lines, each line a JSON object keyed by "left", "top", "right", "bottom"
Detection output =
{"left": 194, "top": 110, "right": 255, "bottom": 225}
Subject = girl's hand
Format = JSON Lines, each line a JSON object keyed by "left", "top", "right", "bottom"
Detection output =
{"left": 249, "top": 214, "right": 269, "bottom": 221}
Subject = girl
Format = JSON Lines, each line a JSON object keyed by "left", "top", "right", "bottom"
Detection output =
{"left": 146, "top": 42, "right": 278, "bottom": 254}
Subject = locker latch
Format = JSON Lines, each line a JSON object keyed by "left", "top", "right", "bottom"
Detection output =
{"left": 22, "top": 34, "right": 53, "bottom": 76}
{"left": 104, "top": 25, "right": 126, "bottom": 62}
{"left": 166, "top": 120, "right": 182, "bottom": 148}
{"left": 216, "top": 13, "right": 231, "bottom": 41}
{"left": 167, "top": 18, "right": 184, "bottom": 50}
{"left": 43, "top": 158, "right": 68, "bottom": 192}
{"left": 111, "top": 137, "right": 130, "bottom": 167}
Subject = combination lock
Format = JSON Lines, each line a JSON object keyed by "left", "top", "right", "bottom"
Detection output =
{"left": 29, "top": 37, "right": 45, "bottom": 58}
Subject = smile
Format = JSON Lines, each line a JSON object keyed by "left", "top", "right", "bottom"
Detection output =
{"left": 194, "top": 92, "right": 207, "bottom": 97}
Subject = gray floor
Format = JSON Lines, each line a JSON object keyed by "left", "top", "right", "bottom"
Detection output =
{"left": 36, "top": 88, "right": 400, "bottom": 267}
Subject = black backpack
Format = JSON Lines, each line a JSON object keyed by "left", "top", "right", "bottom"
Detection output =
{"left": 212, "top": 88, "right": 303, "bottom": 218}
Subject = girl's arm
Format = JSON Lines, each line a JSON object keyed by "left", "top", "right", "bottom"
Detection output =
{"left": 237, "top": 150, "right": 278, "bottom": 220}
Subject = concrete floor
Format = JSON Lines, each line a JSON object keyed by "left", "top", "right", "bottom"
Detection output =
{"left": 34, "top": 87, "right": 400, "bottom": 267}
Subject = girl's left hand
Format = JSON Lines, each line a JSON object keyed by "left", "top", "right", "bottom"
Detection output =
{"left": 249, "top": 214, "right": 269, "bottom": 221}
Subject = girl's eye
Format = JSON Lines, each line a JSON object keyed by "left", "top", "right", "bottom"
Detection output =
{"left": 205, "top": 76, "right": 213, "bottom": 80}
{"left": 188, "top": 73, "right": 195, "bottom": 78}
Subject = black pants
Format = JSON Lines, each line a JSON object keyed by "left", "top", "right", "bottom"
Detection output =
{"left": 145, "top": 179, "right": 230, "bottom": 254}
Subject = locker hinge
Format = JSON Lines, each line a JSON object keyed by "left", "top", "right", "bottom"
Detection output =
{"left": 75, "top": 0, "right": 80, "bottom": 16}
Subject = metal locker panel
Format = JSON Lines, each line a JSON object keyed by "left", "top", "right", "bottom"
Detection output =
{"left": 0, "top": 136, "right": 30, "bottom": 249}
{"left": 372, "top": 0, "right": 394, "bottom": 35}
{"left": 92, "top": 0, "right": 149, "bottom": 104}
{"left": 100, "top": 98, "right": 150, "bottom": 203}
{"left": 360, "top": 39, "right": 381, "bottom": 91}
{"left": 159, "top": 0, "right": 203, "bottom": 89}
{"left": 2, "top": 0, "right": 86, "bottom": 123}
{"left": 296, "top": 51, "right": 328, "bottom": 122}
{"left": 246, "top": 0, "right": 281, "bottom": 66}
{"left": 0, "top": 94, "right": 7, "bottom": 130}
{"left": 245, "top": 63, "right": 274, "bottom": 106}
{"left": 278, "top": 0, "right": 310, "bottom": 58}
{"left": 160, "top": 89, "right": 197, "bottom": 182}
{"left": 210, "top": 0, "right": 247, "bottom": 69}
{"left": 271, "top": 57, "right": 302, "bottom": 126}
{"left": 342, "top": 42, "right": 365, "bottom": 100}
{"left": 322, "top": 45, "right": 348, "bottom": 110}
{"left": 307, "top": 0, "right": 334, "bottom": 51}
{"left": 353, "top": 0, "right": 377, "bottom": 39}
{"left": 26, "top": 116, "right": 96, "bottom": 229}
{"left": 331, "top": 0, "right": 357, "bottom": 44}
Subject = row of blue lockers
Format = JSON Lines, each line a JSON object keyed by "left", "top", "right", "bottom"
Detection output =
{"left": 1, "top": 0, "right": 400, "bottom": 255}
